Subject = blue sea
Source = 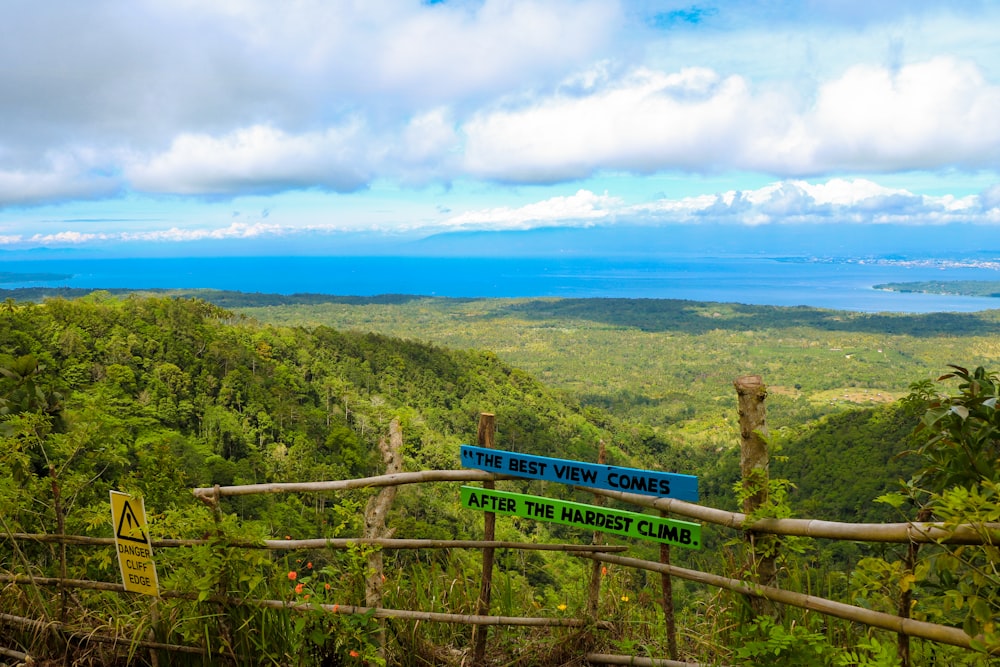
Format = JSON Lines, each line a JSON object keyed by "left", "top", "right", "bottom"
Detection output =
{"left": 2, "top": 255, "right": 999, "bottom": 313}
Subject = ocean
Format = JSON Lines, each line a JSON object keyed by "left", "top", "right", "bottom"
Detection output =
{"left": 2, "top": 254, "right": 999, "bottom": 313}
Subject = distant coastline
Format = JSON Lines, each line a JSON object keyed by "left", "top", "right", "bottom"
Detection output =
{"left": 0, "top": 271, "right": 73, "bottom": 284}
{"left": 874, "top": 280, "right": 1000, "bottom": 298}
{"left": 3, "top": 255, "right": 1000, "bottom": 314}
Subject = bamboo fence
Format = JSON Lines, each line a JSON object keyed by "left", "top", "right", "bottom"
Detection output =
{"left": 4, "top": 402, "right": 999, "bottom": 665}
{"left": 4, "top": 464, "right": 996, "bottom": 664}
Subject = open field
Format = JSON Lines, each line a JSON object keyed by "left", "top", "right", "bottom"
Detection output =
{"left": 238, "top": 296, "right": 1000, "bottom": 449}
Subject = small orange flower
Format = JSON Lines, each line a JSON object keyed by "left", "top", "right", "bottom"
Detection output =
{"left": 324, "top": 583, "right": 331, "bottom": 591}
{"left": 295, "top": 583, "right": 304, "bottom": 594}
{"left": 332, "top": 604, "right": 339, "bottom": 612}
{"left": 288, "top": 571, "right": 297, "bottom": 581}
{"left": 349, "top": 650, "right": 360, "bottom": 658}
{"left": 601, "top": 566, "right": 607, "bottom": 576}
{"left": 307, "top": 562, "right": 313, "bottom": 569}
{"left": 284, "top": 535, "right": 291, "bottom": 540}
{"left": 304, "top": 594, "right": 310, "bottom": 601}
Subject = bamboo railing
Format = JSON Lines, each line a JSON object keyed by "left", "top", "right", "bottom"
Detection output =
{"left": 188, "top": 470, "right": 1000, "bottom": 546}
{"left": 5, "top": 464, "right": 996, "bottom": 663}
{"left": 586, "top": 487, "right": 1000, "bottom": 545}
{"left": 4, "top": 405, "right": 999, "bottom": 665}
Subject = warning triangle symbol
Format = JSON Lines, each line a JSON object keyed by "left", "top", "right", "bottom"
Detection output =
{"left": 116, "top": 500, "right": 149, "bottom": 544}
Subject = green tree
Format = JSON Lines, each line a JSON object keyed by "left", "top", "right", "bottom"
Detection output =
{"left": 897, "top": 365, "right": 1000, "bottom": 653}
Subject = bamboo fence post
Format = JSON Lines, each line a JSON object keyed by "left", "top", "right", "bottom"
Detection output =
{"left": 49, "top": 465, "right": 68, "bottom": 625}
{"left": 660, "top": 510, "right": 677, "bottom": 660}
{"left": 899, "top": 507, "right": 931, "bottom": 667}
{"left": 587, "top": 441, "right": 608, "bottom": 619}
{"left": 472, "top": 412, "right": 496, "bottom": 664}
{"left": 734, "top": 375, "right": 776, "bottom": 615}
{"left": 210, "top": 484, "right": 237, "bottom": 663}
{"left": 364, "top": 418, "right": 403, "bottom": 659}
{"left": 898, "top": 540, "right": 917, "bottom": 667}
{"left": 149, "top": 600, "right": 162, "bottom": 667}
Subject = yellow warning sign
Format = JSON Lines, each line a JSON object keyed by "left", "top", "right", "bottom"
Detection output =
{"left": 110, "top": 490, "right": 159, "bottom": 597}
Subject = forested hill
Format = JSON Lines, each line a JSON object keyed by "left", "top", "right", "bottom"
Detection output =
{"left": 5, "top": 292, "right": 998, "bottom": 664}
{"left": 0, "top": 293, "right": 658, "bottom": 527}
{"left": 1, "top": 291, "right": 934, "bottom": 525}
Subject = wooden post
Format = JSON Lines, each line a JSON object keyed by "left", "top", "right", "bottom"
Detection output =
{"left": 735, "top": 375, "right": 769, "bottom": 515}
{"left": 898, "top": 508, "right": 930, "bottom": 667}
{"left": 364, "top": 418, "right": 403, "bottom": 659}
{"left": 471, "top": 413, "right": 496, "bottom": 664}
{"left": 148, "top": 602, "right": 162, "bottom": 667}
{"left": 659, "top": 512, "right": 677, "bottom": 660}
{"left": 49, "top": 466, "right": 68, "bottom": 624}
{"left": 898, "top": 541, "right": 917, "bottom": 667}
{"left": 734, "top": 375, "right": 776, "bottom": 612}
{"left": 587, "top": 441, "right": 607, "bottom": 619}
{"left": 211, "top": 485, "right": 237, "bottom": 663}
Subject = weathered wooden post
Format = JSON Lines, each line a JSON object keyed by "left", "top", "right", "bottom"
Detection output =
{"left": 898, "top": 507, "right": 930, "bottom": 667}
{"left": 49, "top": 466, "right": 68, "bottom": 624}
{"left": 659, "top": 511, "right": 678, "bottom": 660}
{"left": 471, "top": 413, "right": 496, "bottom": 664}
{"left": 210, "top": 485, "right": 237, "bottom": 663}
{"left": 734, "top": 375, "right": 776, "bottom": 612}
{"left": 364, "top": 418, "right": 403, "bottom": 659}
{"left": 587, "top": 441, "right": 607, "bottom": 619}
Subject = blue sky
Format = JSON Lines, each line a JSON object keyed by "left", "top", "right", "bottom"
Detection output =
{"left": 1, "top": 0, "right": 999, "bottom": 253}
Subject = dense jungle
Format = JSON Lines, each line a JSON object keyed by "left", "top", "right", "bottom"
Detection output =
{"left": 1, "top": 289, "right": 999, "bottom": 666}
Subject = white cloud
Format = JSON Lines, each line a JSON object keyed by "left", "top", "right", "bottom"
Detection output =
{"left": 9, "top": 176, "right": 1000, "bottom": 248}
{"left": 391, "top": 109, "right": 462, "bottom": 184}
{"left": 462, "top": 67, "right": 751, "bottom": 182}
{"left": 804, "top": 57, "right": 1000, "bottom": 172}
{"left": 13, "top": 221, "right": 326, "bottom": 246}
{"left": 369, "top": 0, "right": 620, "bottom": 102}
{"left": 442, "top": 176, "right": 985, "bottom": 231}
{"left": 0, "top": 151, "right": 120, "bottom": 206}
{"left": 29, "top": 231, "right": 107, "bottom": 244}
{"left": 632, "top": 178, "right": 998, "bottom": 225}
{"left": 120, "top": 221, "right": 285, "bottom": 242}
{"left": 0, "top": 0, "right": 619, "bottom": 203}
{"left": 795, "top": 178, "right": 910, "bottom": 206}
{"left": 0, "top": 0, "right": 618, "bottom": 147}
{"left": 463, "top": 57, "right": 1000, "bottom": 182}
{"left": 1, "top": 0, "right": 999, "bottom": 219}
{"left": 126, "top": 124, "right": 374, "bottom": 195}
{"left": 443, "top": 189, "right": 623, "bottom": 229}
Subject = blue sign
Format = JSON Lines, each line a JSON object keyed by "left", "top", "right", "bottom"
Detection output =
{"left": 460, "top": 445, "right": 698, "bottom": 501}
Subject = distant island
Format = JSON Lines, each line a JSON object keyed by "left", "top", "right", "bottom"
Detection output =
{"left": 874, "top": 280, "right": 1000, "bottom": 298}
{"left": 0, "top": 271, "right": 72, "bottom": 284}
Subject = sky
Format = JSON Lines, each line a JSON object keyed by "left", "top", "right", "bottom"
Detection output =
{"left": 2, "top": 0, "right": 1000, "bottom": 254}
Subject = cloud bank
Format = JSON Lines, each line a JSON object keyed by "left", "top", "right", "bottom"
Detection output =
{"left": 0, "top": 0, "right": 998, "bottom": 245}
{"left": 462, "top": 57, "right": 1000, "bottom": 181}
{"left": 6, "top": 178, "right": 998, "bottom": 247}
{"left": 6, "top": 53, "right": 998, "bottom": 205}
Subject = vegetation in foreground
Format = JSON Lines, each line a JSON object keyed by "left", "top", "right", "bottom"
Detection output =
{"left": 1, "top": 292, "right": 998, "bottom": 665}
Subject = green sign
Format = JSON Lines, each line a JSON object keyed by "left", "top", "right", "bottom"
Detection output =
{"left": 460, "top": 486, "right": 701, "bottom": 549}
